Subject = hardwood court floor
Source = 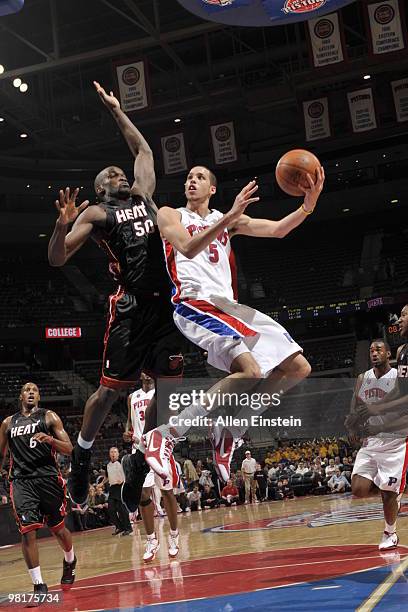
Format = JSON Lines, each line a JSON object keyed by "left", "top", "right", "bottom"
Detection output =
{"left": 1, "top": 493, "right": 408, "bottom": 611}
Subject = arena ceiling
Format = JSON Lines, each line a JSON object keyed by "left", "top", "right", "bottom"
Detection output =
{"left": 0, "top": 0, "right": 407, "bottom": 175}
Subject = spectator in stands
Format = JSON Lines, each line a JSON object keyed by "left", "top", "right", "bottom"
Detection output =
{"left": 325, "top": 458, "right": 336, "bottom": 479}
{"left": 264, "top": 452, "right": 274, "bottom": 468}
{"left": 254, "top": 463, "right": 267, "bottom": 502}
{"left": 267, "top": 463, "right": 278, "bottom": 480}
{"left": 183, "top": 459, "right": 198, "bottom": 489}
{"left": 281, "top": 477, "right": 295, "bottom": 499}
{"left": 241, "top": 450, "right": 257, "bottom": 504}
{"left": 195, "top": 460, "right": 203, "bottom": 480}
{"left": 199, "top": 470, "right": 214, "bottom": 490}
{"left": 334, "top": 456, "right": 343, "bottom": 469}
{"left": 233, "top": 470, "right": 245, "bottom": 504}
{"left": 220, "top": 480, "right": 239, "bottom": 507}
{"left": 201, "top": 485, "right": 218, "bottom": 509}
{"left": 341, "top": 457, "right": 352, "bottom": 480}
{"left": 296, "top": 461, "right": 309, "bottom": 476}
{"left": 328, "top": 468, "right": 349, "bottom": 494}
{"left": 93, "top": 484, "right": 109, "bottom": 525}
{"left": 187, "top": 486, "right": 201, "bottom": 511}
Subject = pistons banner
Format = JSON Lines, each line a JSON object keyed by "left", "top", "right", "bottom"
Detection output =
{"left": 161, "top": 133, "right": 188, "bottom": 175}
{"left": 308, "top": 12, "right": 344, "bottom": 67}
{"left": 367, "top": 0, "right": 405, "bottom": 55}
{"left": 347, "top": 88, "right": 377, "bottom": 133}
{"left": 392, "top": 78, "right": 408, "bottom": 122}
{"left": 210, "top": 122, "right": 238, "bottom": 165}
{"left": 303, "top": 98, "right": 331, "bottom": 141}
{"left": 116, "top": 60, "right": 149, "bottom": 112}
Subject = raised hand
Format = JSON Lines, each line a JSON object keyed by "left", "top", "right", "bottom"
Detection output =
{"left": 55, "top": 187, "right": 89, "bottom": 226}
{"left": 299, "top": 166, "right": 325, "bottom": 213}
{"left": 227, "top": 180, "right": 259, "bottom": 224}
{"left": 93, "top": 80, "right": 120, "bottom": 111}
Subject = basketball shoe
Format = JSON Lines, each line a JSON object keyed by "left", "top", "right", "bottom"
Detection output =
{"left": 379, "top": 531, "right": 399, "bottom": 551}
{"left": 61, "top": 556, "right": 77, "bottom": 588}
{"left": 143, "top": 427, "right": 183, "bottom": 483}
{"left": 68, "top": 443, "right": 92, "bottom": 505}
{"left": 26, "top": 583, "right": 48, "bottom": 607}
{"left": 211, "top": 426, "right": 243, "bottom": 482}
{"left": 168, "top": 531, "right": 180, "bottom": 558}
{"left": 143, "top": 536, "right": 160, "bottom": 562}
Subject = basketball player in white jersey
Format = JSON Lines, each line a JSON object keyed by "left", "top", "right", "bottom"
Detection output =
{"left": 143, "top": 165, "right": 324, "bottom": 483}
{"left": 349, "top": 339, "right": 405, "bottom": 550}
{"left": 123, "top": 373, "right": 180, "bottom": 562}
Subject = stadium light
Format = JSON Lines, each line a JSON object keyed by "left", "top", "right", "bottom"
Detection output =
{"left": 0, "top": 64, "right": 4, "bottom": 74}
{"left": 19, "top": 83, "right": 28, "bottom": 93}
{"left": 13, "top": 78, "right": 22, "bottom": 88}
{"left": 20, "top": 133, "right": 28, "bottom": 138}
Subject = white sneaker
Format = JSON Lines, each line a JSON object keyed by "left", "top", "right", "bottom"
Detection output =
{"left": 143, "top": 428, "right": 183, "bottom": 483}
{"left": 379, "top": 531, "right": 399, "bottom": 551}
{"left": 143, "top": 537, "right": 160, "bottom": 562}
{"left": 168, "top": 532, "right": 180, "bottom": 558}
{"left": 211, "top": 427, "right": 243, "bottom": 482}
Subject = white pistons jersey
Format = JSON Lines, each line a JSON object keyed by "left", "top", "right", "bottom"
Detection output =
{"left": 164, "top": 207, "right": 234, "bottom": 303}
{"left": 130, "top": 388, "right": 155, "bottom": 450}
{"left": 358, "top": 368, "right": 399, "bottom": 442}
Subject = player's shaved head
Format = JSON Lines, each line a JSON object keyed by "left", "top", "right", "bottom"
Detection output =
{"left": 370, "top": 338, "right": 390, "bottom": 352}
{"left": 94, "top": 166, "right": 129, "bottom": 200}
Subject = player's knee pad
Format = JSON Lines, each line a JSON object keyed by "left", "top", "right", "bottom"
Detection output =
{"left": 140, "top": 498, "right": 152, "bottom": 507}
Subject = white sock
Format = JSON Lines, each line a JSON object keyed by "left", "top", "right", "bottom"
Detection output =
{"left": 64, "top": 547, "right": 75, "bottom": 563}
{"left": 78, "top": 433, "right": 94, "bottom": 450}
{"left": 385, "top": 521, "right": 397, "bottom": 534}
{"left": 147, "top": 532, "right": 156, "bottom": 540}
{"left": 170, "top": 529, "right": 178, "bottom": 537}
{"left": 28, "top": 566, "right": 43, "bottom": 585}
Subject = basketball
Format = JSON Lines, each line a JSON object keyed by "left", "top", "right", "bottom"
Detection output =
{"left": 275, "top": 149, "right": 321, "bottom": 197}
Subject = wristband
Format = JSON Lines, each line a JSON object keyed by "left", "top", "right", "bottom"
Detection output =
{"left": 300, "top": 203, "right": 314, "bottom": 215}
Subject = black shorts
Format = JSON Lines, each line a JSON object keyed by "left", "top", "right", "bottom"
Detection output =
{"left": 10, "top": 475, "right": 67, "bottom": 534}
{"left": 101, "top": 291, "right": 184, "bottom": 389}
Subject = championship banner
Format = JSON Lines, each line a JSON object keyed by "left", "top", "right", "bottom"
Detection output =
{"left": 303, "top": 98, "right": 330, "bottom": 141}
{"left": 116, "top": 60, "right": 149, "bottom": 112}
{"left": 347, "top": 88, "right": 377, "bottom": 133}
{"left": 210, "top": 122, "right": 238, "bottom": 165}
{"left": 45, "top": 327, "right": 82, "bottom": 339}
{"left": 161, "top": 133, "right": 188, "bottom": 175}
{"left": 367, "top": 0, "right": 405, "bottom": 55}
{"left": 392, "top": 78, "right": 408, "bottom": 122}
{"left": 307, "top": 12, "right": 344, "bottom": 67}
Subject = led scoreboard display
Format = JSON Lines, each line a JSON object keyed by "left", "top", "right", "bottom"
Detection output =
{"left": 386, "top": 324, "right": 401, "bottom": 348}
{"left": 268, "top": 299, "right": 366, "bottom": 322}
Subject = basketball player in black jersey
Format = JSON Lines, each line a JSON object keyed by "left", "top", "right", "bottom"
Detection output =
{"left": 0, "top": 383, "right": 76, "bottom": 600}
{"left": 48, "top": 82, "right": 183, "bottom": 508}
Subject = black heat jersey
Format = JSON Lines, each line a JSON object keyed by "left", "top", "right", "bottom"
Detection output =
{"left": 7, "top": 408, "right": 58, "bottom": 480}
{"left": 397, "top": 344, "right": 408, "bottom": 378}
{"left": 96, "top": 195, "right": 170, "bottom": 295}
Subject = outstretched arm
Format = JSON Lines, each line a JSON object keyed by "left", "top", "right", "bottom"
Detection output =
{"left": 94, "top": 81, "right": 155, "bottom": 199}
{"left": 33, "top": 411, "right": 73, "bottom": 456}
{"left": 230, "top": 166, "right": 324, "bottom": 238}
{"left": 48, "top": 188, "right": 104, "bottom": 266}
{"left": 158, "top": 180, "right": 259, "bottom": 259}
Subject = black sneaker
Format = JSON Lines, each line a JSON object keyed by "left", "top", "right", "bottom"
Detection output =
{"left": 26, "top": 583, "right": 48, "bottom": 607}
{"left": 112, "top": 528, "right": 122, "bottom": 536}
{"left": 120, "top": 529, "right": 133, "bottom": 536}
{"left": 68, "top": 443, "right": 92, "bottom": 505}
{"left": 121, "top": 450, "right": 149, "bottom": 513}
{"left": 61, "top": 555, "right": 77, "bottom": 588}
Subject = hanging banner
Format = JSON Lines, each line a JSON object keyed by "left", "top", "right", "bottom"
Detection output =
{"left": 199, "top": 0, "right": 251, "bottom": 12}
{"left": 161, "top": 133, "right": 188, "bottom": 175}
{"left": 210, "top": 122, "right": 238, "bottom": 165}
{"left": 392, "top": 78, "right": 408, "bottom": 122}
{"left": 116, "top": 60, "right": 149, "bottom": 112}
{"left": 367, "top": 0, "right": 405, "bottom": 55}
{"left": 347, "top": 88, "right": 377, "bottom": 133}
{"left": 308, "top": 12, "right": 344, "bottom": 67}
{"left": 303, "top": 98, "right": 331, "bottom": 141}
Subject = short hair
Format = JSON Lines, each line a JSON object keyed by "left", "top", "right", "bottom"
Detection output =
{"left": 370, "top": 338, "right": 390, "bottom": 352}
{"left": 207, "top": 167, "right": 217, "bottom": 188}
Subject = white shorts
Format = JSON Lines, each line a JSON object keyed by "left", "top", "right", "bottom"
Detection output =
{"left": 352, "top": 437, "right": 408, "bottom": 493}
{"left": 173, "top": 296, "right": 302, "bottom": 377}
{"left": 142, "top": 455, "right": 180, "bottom": 492}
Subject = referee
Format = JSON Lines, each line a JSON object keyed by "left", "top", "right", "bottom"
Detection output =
{"left": 106, "top": 447, "right": 132, "bottom": 536}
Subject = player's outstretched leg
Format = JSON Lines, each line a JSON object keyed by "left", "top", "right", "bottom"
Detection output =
{"left": 69, "top": 385, "right": 118, "bottom": 505}
{"left": 121, "top": 449, "right": 149, "bottom": 513}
